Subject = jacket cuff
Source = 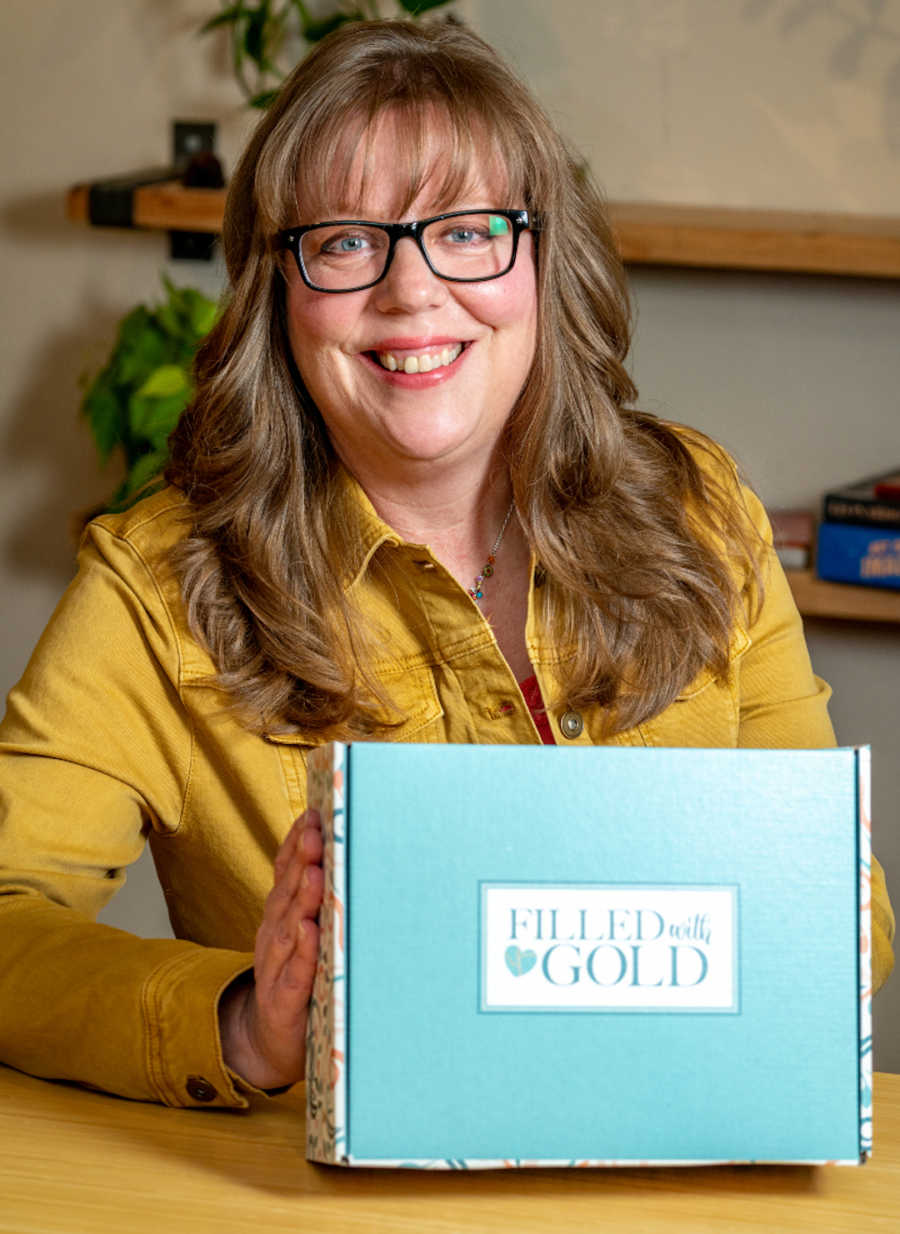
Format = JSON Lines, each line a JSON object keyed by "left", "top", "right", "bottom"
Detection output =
{"left": 142, "top": 947, "right": 256, "bottom": 1108}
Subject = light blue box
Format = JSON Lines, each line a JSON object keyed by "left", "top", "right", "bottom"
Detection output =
{"left": 306, "top": 744, "right": 872, "bottom": 1168}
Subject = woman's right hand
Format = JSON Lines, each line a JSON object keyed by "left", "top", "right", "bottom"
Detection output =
{"left": 218, "top": 809, "right": 324, "bottom": 1090}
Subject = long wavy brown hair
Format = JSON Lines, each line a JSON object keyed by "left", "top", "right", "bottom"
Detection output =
{"left": 167, "top": 18, "right": 762, "bottom": 738}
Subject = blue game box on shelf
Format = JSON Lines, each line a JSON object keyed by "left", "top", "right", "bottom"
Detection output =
{"left": 817, "top": 521, "right": 900, "bottom": 590}
{"left": 305, "top": 742, "right": 872, "bottom": 1169}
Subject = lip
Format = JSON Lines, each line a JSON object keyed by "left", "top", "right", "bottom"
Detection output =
{"left": 366, "top": 335, "right": 466, "bottom": 352}
{"left": 359, "top": 336, "right": 471, "bottom": 387}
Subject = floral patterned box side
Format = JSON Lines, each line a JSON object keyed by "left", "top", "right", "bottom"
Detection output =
{"left": 305, "top": 742, "right": 348, "bottom": 1165}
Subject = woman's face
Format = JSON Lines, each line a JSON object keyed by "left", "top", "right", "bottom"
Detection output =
{"left": 283, "top": 116, "right": 538, "bottom": 487}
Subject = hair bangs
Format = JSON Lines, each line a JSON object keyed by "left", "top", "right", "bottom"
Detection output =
{"left": 288, "top": 101, "right": 525, "bottom": 226}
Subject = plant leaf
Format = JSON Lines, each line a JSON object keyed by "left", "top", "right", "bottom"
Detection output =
{"left": 188, "top": 295, "right": 219, "bottom": 338}
{"left": 81, "top": 370, "right": 123, "bottom": 463}
{"left": 250, "top": 87, "right": 281, "bottom": 108}
{"left": 116, "top": 328, "right": 170, "bottom": 388}
{"left": 114, "top": 305, "right": 153, "bottom": 356}
{"left": 128, "top": 388, "right": 191, "bottom": 445}
{"left": 244, "top": 3, "right": 273, "bottom": 67}
{"left": 120, "top": 449, "right": 169, "bottom": 504}
{"left": 136, "top": 364, "right": 190, "bottom": 400}
{"left": 397, "top": 0, "right": 453, "bottom": 12}
{"left": 200, "top": 4, "right": 248, "bottom": 33}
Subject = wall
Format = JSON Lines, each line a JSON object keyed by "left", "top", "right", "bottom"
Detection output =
{"left": 2, "top": 1, "right": 899, "bottom": 1064}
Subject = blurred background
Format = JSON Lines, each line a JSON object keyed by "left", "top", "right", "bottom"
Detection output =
{"left": 1, "top": 0, "right": 899, "bottom": 1064}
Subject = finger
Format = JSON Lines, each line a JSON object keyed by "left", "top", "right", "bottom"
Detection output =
{"left": 272, "top": 808, "right": 322, "bottom": 890}
{"left": 271, "top": 817, "right": 315, "bottom": 904}
{"left": 272, "top": 812, "right": 307, "bottom": 882}
{"left": 268, "top": 822, "right": 323, "bottom": 926}
{"left": 298, "top": 823, "right": 324, "bottom": 866}
{"left": 254, "top": 906, "right": 300, "bottom": 994}
{"left": 257, "top": 859, "right": 323, "bottom": 977}
{"left": 257, "top": 876, "right": 323, "bottom": 1003}
{"left": 298, "top": 860, "right": 325, "bottom": 918}
{"left": 277, "top": 918, "right": 321, "bottom": 997}
{"left": 274, "top": 862, "right": 324, "bottom": 954}
{"left": 256, "top": 811, "right": 324, "bottom": 992}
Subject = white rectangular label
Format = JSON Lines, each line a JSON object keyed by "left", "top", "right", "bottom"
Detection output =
{"left": 481, "top": 884, "right": 738, "bottom": 1012}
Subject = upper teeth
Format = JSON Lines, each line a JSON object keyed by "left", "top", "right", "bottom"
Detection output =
{"left": 377, "top": 344, "right": 462, "bottom": 374}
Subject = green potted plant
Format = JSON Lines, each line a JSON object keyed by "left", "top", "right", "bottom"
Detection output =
{"left": 80, "top": 278, "right": 218, "bottom": 513}
{"left": 202, "top": 0, "right": 455, "bottom": 107}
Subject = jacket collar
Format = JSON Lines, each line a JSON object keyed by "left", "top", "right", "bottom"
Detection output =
{"left": 332, "top": 467, "right": 402, "bottom": 592}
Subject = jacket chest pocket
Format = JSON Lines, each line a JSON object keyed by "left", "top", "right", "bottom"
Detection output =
{"left": 265, "top": 665, "right": 444, "bottom": 816}
{"left": 638, "top": 627, "right": 750, "bottom": 749}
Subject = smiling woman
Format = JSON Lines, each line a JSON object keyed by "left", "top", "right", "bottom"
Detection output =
{"left": 0, "top": 18, "right": 893, "bottom": 1108}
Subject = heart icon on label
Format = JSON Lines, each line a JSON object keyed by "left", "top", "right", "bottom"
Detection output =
{"left": 505, "top": 945, "right": 537, "bottom": 977}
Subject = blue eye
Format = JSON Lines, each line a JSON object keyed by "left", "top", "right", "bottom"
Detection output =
{"left": 443, "top": 223, "right": 492, "bottom": 246}
{"left": 319, "top": 232, "right": 371, "bottom": 256}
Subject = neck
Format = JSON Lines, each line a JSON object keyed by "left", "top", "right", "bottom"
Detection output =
{"left": 348, "top": 453, "right": 514, "bottom": 559}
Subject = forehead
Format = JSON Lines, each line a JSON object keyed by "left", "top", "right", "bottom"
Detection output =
{"left": 293, "top": 107, "right": 514, "bottom": 223}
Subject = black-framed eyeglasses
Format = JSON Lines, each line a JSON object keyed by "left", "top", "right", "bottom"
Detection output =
{"left": 276, "top": 209, "right": 537, "bottom": 293}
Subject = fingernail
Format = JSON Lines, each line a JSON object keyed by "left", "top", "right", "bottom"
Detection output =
{"left": 299, "top": 920, "right": 309, "bottom": 941}
{"left": 301, "top": 866, "right": 310, "bottom": 889}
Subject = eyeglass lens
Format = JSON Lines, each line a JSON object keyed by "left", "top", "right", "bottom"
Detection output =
{"left": 300, "top": 213, "right": 516, "bottom": 290}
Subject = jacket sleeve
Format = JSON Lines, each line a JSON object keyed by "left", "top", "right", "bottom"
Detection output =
{"left": 0, "top": 522, "right": 258, "bottom": 1107}
{"left": 736, "top": 485, "right": 895, "bottom": 993}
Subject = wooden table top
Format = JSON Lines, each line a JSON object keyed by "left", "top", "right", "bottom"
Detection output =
{"left": 2, "top": 1063, "right": 899, "bottom": 1233}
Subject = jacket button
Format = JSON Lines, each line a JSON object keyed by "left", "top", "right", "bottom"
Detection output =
{"left": 559, "top": 710, "right": 584, "bottom": 739}
{"left": 186, "top": 1076, "right": 218, "bottom": 1103}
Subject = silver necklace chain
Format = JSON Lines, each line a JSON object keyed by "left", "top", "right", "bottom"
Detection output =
{"left": 468, "top": 500, "right": 515, "bottom": 604}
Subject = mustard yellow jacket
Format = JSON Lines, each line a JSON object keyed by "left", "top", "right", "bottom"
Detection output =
{"left": 0, "top": 478, "right": 894, "bottom": 1108}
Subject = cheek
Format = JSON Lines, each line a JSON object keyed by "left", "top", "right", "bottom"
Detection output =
{"left": 458, "top": 250, "right": 538, "bottom": 335}
{"left": 285, "top": 279, "right": 358, "bottom": 369}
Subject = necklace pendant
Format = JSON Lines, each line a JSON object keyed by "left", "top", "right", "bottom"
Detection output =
{"left": 467, "top": 499, "right": 515, "bottom": 606}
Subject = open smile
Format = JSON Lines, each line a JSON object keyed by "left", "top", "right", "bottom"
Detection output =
{"left": 362, "top": 339, "right": 469, "bottom": 380}
{"left": 373, "top": 343, "right": 464, "bottom": 374}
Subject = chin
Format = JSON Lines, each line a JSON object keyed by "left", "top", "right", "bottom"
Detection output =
{"left": 383, "top": 417, "right": 498, "bottom": 466}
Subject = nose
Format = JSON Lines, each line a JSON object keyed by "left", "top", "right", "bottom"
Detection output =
{"left": 372, "top": 235, "right": 447, "bottom": 313}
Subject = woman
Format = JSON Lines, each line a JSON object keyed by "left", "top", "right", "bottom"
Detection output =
{"left": 0, "top": 20, "right": 893, "bottom": 1107}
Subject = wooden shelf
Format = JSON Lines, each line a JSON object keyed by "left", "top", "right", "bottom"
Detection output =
{"left": 785, "top": 570, "right": 900, "bottom": 624}
{"left": 607, "top": 202, "right": 900, "bottom": 278}
{"left": 67, "top": 181, "right": 226, "bottom": 234}
{"left": 66, "top": 181, "right": 900, "bottom": 278}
